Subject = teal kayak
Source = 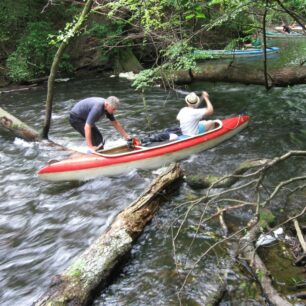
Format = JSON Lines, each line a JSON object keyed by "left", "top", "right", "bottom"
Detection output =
{"left": 194, "top": 47, "right": 280, "bottom": 59}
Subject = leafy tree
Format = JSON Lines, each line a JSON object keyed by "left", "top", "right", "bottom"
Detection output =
{"left": 1, "top": 0, "right": 77, "bottom": 81}
{"left": 6, "top": 22, "right": 66, "bottom": 82}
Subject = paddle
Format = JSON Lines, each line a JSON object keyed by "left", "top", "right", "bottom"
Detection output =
{"left": 174, "top": 89, "right": 202, "bottom": 97}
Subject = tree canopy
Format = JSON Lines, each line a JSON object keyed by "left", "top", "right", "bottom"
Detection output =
{"left": 0, "top": 0, "right": 305, "bottom": 85}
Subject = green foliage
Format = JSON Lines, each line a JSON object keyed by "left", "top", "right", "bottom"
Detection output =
{"left": 0, "top": 0, "right": 73, "bottom": 47}
{"left": 1, "top": 1, "right": 77, "bottom": 82}
{"left": 184, "top": 2, "right": 206, "bottom": 20}
{"left": 107, "top": 0, "right": 170, "bottom": 32}
{"left": 6, "top": 53, "right": 31, "bottom": 82}
{"left": 2, "top": 0, "right": 305, "bottom": 85}
{"left": 132, "top": 68, "right": 160, "bottom": 91}
{"left": 49, "top": 8, "right": 89, "bottom": 46}
{"left": 6, "top": 22, "right": 54, "bottom": 81}
{"left": 161, "top": 41, "right": 197, "bottom": 71}
{"left": 6, "top": 21, "right": 73, "bottom": 82}
{"left": 0, "top": 1, "right": 38, "bottom": 46}
{"left": 132, "top": 41, "right": 197, "bottom": 91}
{"left": 85, "top": 21, "right": 124, "bottom": 61}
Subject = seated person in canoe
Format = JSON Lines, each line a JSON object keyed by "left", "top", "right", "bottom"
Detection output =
{"left": 244, "top": 33, "right": 262, "bottom": 48}
{"left": 177, "top": 91, "right": 214, "bottom": 135}
{"left": 141, "top": 91, "right": 214, "bottom": 145}
{"left": 69, "top": 96, "right": 130, "bottom": 152}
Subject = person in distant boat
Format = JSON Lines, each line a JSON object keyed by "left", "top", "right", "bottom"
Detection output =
{"left": 244, "top": 33, "right": 262, "bottom": 48}
{"left": 282, "top": 23, "right": 291, "bottom": 33}
{"left": 69, "top": 96, "right": 130, "bottom": 151}
{"left": 177, "top": 91, "right": 214, "bottom": 136}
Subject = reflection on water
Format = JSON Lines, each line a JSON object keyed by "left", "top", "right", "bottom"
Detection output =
{"left": 0, "top": 71, "right": 305, "bottom": 305}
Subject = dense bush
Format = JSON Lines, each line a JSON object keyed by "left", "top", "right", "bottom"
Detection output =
{"left": 6, "top": 21, "right": 73, "bottom": 82}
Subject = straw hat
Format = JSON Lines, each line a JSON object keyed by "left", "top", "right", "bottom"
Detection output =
{"left": 185, "top": 92, "right": 200, "bottom": 107}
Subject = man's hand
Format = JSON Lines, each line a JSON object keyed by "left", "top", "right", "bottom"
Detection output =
{"left": 202, "top": 91, "right": 209, "bottom": 99}
{"left": 126, "top": 138, "right": 134, "bottom": 149}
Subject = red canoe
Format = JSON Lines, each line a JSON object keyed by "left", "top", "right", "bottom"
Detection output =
{"left": 38, "top": 115, "right": 249, "bottom": 181}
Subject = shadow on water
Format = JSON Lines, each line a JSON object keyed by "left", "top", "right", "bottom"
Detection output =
{"left": 0, "top": 53, "right": 305, "bottom": 305}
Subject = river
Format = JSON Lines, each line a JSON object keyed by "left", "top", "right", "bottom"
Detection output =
{"left": 0, "top": 41, "right": 305, "bottom": 305}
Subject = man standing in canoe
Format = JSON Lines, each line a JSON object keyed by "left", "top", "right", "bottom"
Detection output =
{"left": 69, "top": 96, "right": 130, "bottom": 151}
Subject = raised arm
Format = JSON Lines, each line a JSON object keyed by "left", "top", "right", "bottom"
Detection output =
{"left": 202, "top": 91, "right": 214, "bottom": 116}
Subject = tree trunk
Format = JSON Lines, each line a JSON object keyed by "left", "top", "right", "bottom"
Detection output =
{"left": 34, "top": 163, "right": 183, "bottom": 306}
{"left": 0, "top": 106, "right": 39, "bottom": 141}
{"left": 41, "top": 0, "right": 95, "bottom": 139}
{"left": 173, "top": 64, "right": 306, "bottom": 87}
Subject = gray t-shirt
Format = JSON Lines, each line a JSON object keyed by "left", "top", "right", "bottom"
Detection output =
{"left": 71, "top": 97, "right": 115, "bottom": 125}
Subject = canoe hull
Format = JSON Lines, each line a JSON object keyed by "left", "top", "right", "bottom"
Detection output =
{"left": 194, "top": 48, "right": 279, "bottom": 59}
{"left": 38, "top": 116, "right": 249, "bottom": 181}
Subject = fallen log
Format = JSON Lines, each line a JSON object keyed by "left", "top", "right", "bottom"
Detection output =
{"left": 0, "top": 106, "right": 39, "bottom": 141}
{"left": 173, "top": 63, "right": 306, "bottom": 87}
{"left": 35, "top": 163, "right": 183, "bottom": 306}
{"left": 240, "top": 224, "right": 292, "bottom": 306}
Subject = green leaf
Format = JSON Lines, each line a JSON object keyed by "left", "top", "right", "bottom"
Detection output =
{"left": 195, "top": 12, "right": 206, "bottom": 19}
{"left": 185, "top": 14, "right": 195, "bottom": 20}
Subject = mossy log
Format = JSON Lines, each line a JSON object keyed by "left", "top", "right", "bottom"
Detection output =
{"left": 240, "top": 225, "right": 292, "bottom": 306}
{"left": 35, "top": 163, "right": 183, "bottom": 306}
{"left": 0, "top": 106, "right": 39, "bottom": 141}
{"left": 173, "top": 63, "right": 306, "bottom": 86}
{"left": 185, "top": 159, "right": 269, "bottom": 189}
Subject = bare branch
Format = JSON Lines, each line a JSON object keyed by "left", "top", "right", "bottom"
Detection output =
{"left": 262, "top": 176, "right": 306, "bottom": 207}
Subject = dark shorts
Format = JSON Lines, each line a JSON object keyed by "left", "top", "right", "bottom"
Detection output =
{"left": 69, "top": 113, "right": 103, "bottom": 147}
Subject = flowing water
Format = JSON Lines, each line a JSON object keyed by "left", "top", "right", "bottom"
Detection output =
{"left": 0, "top": 39, "right": 305, "bottom": 306}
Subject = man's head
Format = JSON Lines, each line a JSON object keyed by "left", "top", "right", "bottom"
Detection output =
{"left": 185, "top": 92, "right": 200, "bottom": 108}
{"left": 105, "top": 96, "right": 120, "bottom": 113}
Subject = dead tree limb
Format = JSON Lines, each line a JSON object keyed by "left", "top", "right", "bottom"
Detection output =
{"left": 293, "top": 219, "right": 306, "bottom": 254}
{"left": 173, "top": 151, "right": 306, "bottom": 304}
{"left": 240, "top": 224, "right": 292, "bottom": 306}
{"left": 0, "top": 106, "right": 39, "bottom": 141}
{"left": 35, "top": 163, "right": 183, "bottom": 306}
